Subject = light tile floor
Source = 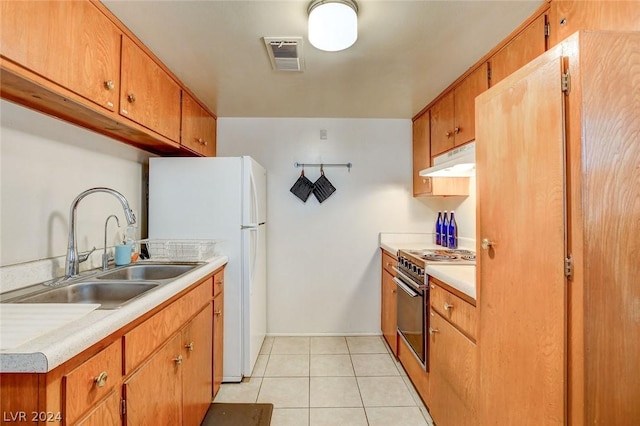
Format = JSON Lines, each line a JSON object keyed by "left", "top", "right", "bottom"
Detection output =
{"left": 213, "top": 336, "right": 435, "bottom": 426}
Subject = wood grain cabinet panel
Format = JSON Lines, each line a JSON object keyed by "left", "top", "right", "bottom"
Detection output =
{"left": 120, "top": 36, "right": 181, "bottom": 143}
{"left": 124, "top": 333, "right": 183, "bottom": 426}
{"left": 429, "top": 282, "right": 477, "bottom": 341}
{"left": 429, "top": 311, "right": 477, "bottom": 426}
{"left": 182, "top": 93, "right": 217, "bottom": 157}
{"left": 75, "top": 390, "right": 121, "bottom": 426}
{"left": 430, "top": 64, "right": 488, "bottom": 158}
{"left": 381, "top": 266, "right": 398, "bottom": 356}
{"left": 63, "top": 339, "right": 122, "bottom": 425}
{"left": 0, "top": 0, "right": 121, "bottom": 112}
{"left": 213, "top": 285, "right": 224, "bottom": 397}
{"left": 549, "top": 0, "right": 640, "bottom": 47}
{"left": 429, "top": 91, "right": 455, "bottom": 157}
{"left": 123, "top": 277, "right": 213, "bottom": 374}
{"left": 412, "top": 112, "right": 431, "bottom": 196}
{"left": 182, "top": 304, "right": 213, "bottom": 426}
{"left": 489, "top": 14, "right": 547, "bottom": 86}
{"left": 453, "top": 63, "right": 488, "bottom": 146}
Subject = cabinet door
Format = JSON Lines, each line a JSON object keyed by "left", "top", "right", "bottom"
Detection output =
{"left": 124, "top": 334, "right": 183, "bottom": 425}
{"left": 475, "top": 53, "right": 566, "bottom": 424}
{"left": 429, "top": 312, "right": 477, "bottom": 426}
{"left": 549, "top": 0, "right": 640, "bottom": 47}
{"left": 412, "top": 112, "right": 431, "bottom": 196}
{"left": 381, "top": 270, "right": 397, "bottom": 356}
{"left": 489, "top": 14, "right": 547, "bottom": 86}
{"left": 120, "top": 36, "right": 181, "bottom": 142}
{"left": 63, "top": 340, "right": 122, "bottom": 425}
{"left": 182, "top": 304, "right": 213, "bottom": 426}
{"left": 430, "top": 91, "right": 455, "bottom": 157}
{"left": 213, "top": 290, "right": 224, "bottom": 397}
{"left": 453, "top": 63, "right": 488, "bottom": 146}
{"left": 182, "top": 93, "right": 217, "bottom": 157}
{"left": 76, "top": 390, "right": 121, "bottom": 426}
{"left": 0, "top": 1, "right": 121, "bottom": 111}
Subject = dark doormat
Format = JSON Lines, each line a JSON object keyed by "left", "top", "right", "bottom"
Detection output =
{"left": 201, "top": 403, "right": 273, "bottom": 426}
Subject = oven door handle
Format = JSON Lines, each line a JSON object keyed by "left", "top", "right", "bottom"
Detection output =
{"left": 393, "top": 277, "right": 419, "bottom": 297}
{"left": 392, "top": 267, "right": 428, "bottom": 291}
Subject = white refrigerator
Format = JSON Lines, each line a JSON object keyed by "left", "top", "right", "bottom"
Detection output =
{"left": 148, "top": 156, "right": 267, "bottom": 382}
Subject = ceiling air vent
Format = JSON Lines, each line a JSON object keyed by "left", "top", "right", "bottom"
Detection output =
{"left": 263, "top": 37, "right": 304, "bottom": 72}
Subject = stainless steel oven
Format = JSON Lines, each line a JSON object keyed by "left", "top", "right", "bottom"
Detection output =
{"left": 394, "top": 267, "right": 427, "bottom": 368}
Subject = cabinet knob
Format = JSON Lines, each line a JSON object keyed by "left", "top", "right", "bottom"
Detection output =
{"left": 445, "top": 131, "right": 452, "bottom": 138}
{"left": 430, "top": 284, "right": 435, "bottom": 289}
{"left": 444, "top": 302, "right": 454, "bottom": 311}
{"left": 392, "top": 289, "right": 397, "bottom": 294}
{"left": 454, "top": 126, "right": 461, "bottom": 134}
{"left": 215, "top": 310, "right": 223, "bottom": 317}
{"left": 94, "top": 371, "right": 108, "bottom": 388}
{"left": 127, "top": 93, "right": 136, "bottom": 103}
{"left": 173, "top": 355, "right": 183, "bottom": 365}
{"left": 481, "top": 238, "right": 494, "bottom": 250}
{"left": 104, "top": 80, "right": 115, "bottom": 91}
{"left": 185, "top": 342, "right": 194, "bottom": 352}
{"left": 216, "top": 280, "right": 223, "bottom": 286}
{"left": 429, "top": 327, "right": 439, "bottom": 335}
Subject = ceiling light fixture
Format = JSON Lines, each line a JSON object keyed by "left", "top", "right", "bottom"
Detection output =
{"left": 308, "top": 0, "right": 358, "bottom": 52}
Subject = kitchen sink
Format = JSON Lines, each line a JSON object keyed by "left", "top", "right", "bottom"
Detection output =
{"left": 95, "top": 263, "right": 202, "bottom": 281}
{"left": 12, "top": 281, "right": 159, "bottom": 309}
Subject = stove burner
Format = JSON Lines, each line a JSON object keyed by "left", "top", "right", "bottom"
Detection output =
{"left": 461, "top": 255, "right": 476, "bottom": 261}
{"left": 441, "top": 249, "right": 475, "bottom": 256}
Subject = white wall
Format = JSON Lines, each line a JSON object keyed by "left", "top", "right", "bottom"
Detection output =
{"left": 218, "top": 118, "right": 437, "bottom": 335}
{"left": 0, "top": 100, "right": 151, "bottom": 269}
{"left": 431, "top": 176, "right": 477, "bottom": 240}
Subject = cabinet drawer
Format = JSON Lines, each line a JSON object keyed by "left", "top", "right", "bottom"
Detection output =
{"left": 382, "top": 250, "right": 397, "bottom": 276}
{"left": 430, "top": 282, "right": 477, "bottom": 340}
{"left": 63, "top": 340, "right": 122, "bottom": 425}
{"left": 124, "top": 277, "right": 213, "bottom": 374}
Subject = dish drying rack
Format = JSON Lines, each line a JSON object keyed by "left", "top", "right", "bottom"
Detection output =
{"left": 138, "top": 239, "right": 218, "bottom": 262}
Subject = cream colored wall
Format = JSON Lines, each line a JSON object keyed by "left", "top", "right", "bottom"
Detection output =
{"left": 0, "top": 100, "right": 151, "bottom": 269}
{"left": 217, "top": 117, "right": 439, "bottom": 335}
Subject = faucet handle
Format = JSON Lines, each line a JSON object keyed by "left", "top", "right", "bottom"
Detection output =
{"left": 78, "top": 246, "right": 97, "bottom": 263}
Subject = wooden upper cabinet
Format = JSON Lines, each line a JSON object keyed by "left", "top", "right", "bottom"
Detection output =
{"left": 549, "top": 0, "right": 640, "bottom": 47}
{"left": 120, "top": 37, "right": 181, "bottom": 143}
{"left": 430, "top": 64, "right": 488, "bottom": 158}
{"left": 412, "top": 112, "right": 431, "bottom": 196}
{"left": 489, "top": 14, "right": 547, "bottom": 87}
{"left": 0, "top": 0, "right": 121, "bottom": 112}
{"left": 453, "top": 63, "right": 489, "bottom": 146}
{"left": 182, "top": 93, "right": 217, "bottom": 157}
{"left": 430, "top": 91, "right": 455, "bottom": 157}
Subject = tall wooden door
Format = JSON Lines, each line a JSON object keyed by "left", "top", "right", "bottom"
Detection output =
{"left": 475, "top": 53, "right": 567, "bottom": 425}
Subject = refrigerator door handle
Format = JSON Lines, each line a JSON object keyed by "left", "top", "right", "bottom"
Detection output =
{"left": 250, "top": 168, "right": 259, "bottom": 225}
{"left": 241, "top": 225, "right": 258, "bottom": 230}
{"left": 250, "top": 228, "right": 258, "bottom": 286}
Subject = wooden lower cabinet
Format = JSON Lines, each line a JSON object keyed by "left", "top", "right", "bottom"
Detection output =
{"left": 124, "top": 334, "right": 183, "bottom": 425}
{"left": 380, "top": 250, "right": 397, "bottom": 355}
{"left": 63, "top": 340, "right": 122, "bottom": 425}
{"left": 76, "top": 390, "right": 121, "bottom": 426}
{"left": 428, "top": 281, "right": 477, "bottom": 426}
{"left": 182, "top": 304, "right": 213, "bottom": 426}
{"left": 0, "top": 266, "right": 225, "bottom": 426}
{"left": 429, "top": 312, "right": 477, "bottom": 426}
{"left": 213, "top": 288, "right": 224, "bottom": 397}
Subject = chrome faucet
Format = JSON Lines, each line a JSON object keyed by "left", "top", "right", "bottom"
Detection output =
{"left": 65, "top": 188, "right": 136, "bottom": 277}
{"left": 102, "top": 214, "right": 120, "bottom": 270}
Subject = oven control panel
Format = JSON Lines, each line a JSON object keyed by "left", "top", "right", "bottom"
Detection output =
{"left": 397, "top": 255, "right": 425, "bottom": 285}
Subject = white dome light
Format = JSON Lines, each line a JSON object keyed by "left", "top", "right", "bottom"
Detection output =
{"left": 308, "top": 0, "right": 358, "bottom": 52}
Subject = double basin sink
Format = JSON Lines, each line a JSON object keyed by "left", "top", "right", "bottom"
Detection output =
{"left": 0, "top": 263, "right": 204, "bottom": 309}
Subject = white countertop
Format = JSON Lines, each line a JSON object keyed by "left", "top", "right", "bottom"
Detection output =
{"left": 426, "top": 264, "right": 476, "bottom": 300}
{"left": 0, "top": 256, "right": 228, "bottom": 373}
{"left": 379, "top": 232, "right": 476, "bottom": 300}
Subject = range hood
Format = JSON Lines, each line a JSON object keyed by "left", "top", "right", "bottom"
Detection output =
{"left": 419, "top": 142, "right": 475, "bottom": 177}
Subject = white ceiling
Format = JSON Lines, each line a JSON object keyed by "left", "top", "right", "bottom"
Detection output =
{"left": 102, "top": 0, "right": 543, "bottom": 119}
